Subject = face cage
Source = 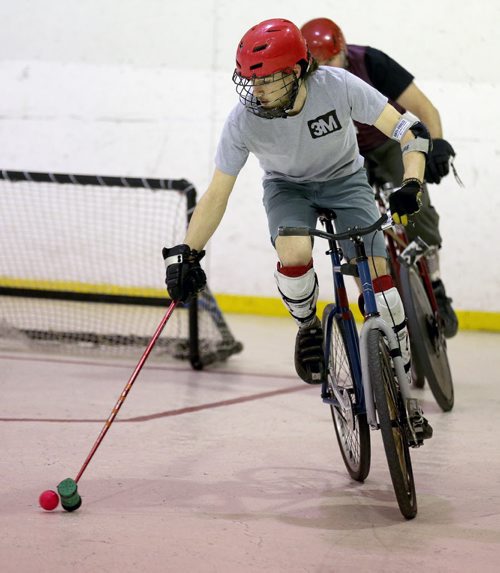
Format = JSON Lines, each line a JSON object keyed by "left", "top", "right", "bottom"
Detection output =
{"left": 232, "top": 70, "right": 300, "bottom": 119}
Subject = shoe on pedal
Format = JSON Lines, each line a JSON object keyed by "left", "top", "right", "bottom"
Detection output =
{"left": 432, "top": 279, "right": 458, "bottom": 338}
{"left": 407, "top": 398, "right": 433, "bottom": 446}
{"left": 295, "top": 317, "right": 325, "bottom": 384}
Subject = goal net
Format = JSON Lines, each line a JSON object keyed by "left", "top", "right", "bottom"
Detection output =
{"left": 0, "top": 170, "right": 242, "bottom": 368}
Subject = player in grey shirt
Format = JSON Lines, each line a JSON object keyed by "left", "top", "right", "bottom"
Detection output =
{"left": 162, "top": 18, "right": 432, "bottom": 439}
{"left": 215, "top": 64, "right": 386, "bottom": 183}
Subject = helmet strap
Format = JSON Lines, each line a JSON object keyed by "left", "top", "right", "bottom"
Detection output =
{"left": 283, "top": 75, "right": 302, "bottom": 114}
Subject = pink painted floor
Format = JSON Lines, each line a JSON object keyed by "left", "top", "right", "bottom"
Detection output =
{"left": 1, "top": 314, "right": 500, "bottom": 573}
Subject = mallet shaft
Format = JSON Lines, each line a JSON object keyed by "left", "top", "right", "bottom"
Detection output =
{"left": 75, "top": 301, "right": 178, "bottom": 483}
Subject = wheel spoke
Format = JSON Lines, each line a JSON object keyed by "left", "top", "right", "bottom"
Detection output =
{"left": 322, "top": 305, "right": 370, "bottom": 482}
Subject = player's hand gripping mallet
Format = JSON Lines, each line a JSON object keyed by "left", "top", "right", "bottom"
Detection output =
{"left": 48, "top": 301, "right": 178, "bottom": 512}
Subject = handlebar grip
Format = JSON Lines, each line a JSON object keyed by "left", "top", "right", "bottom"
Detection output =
{"left": 277, "top": 226, "right": 311, "bottom": 237}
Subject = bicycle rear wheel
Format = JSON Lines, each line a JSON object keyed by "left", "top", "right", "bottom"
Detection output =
{"left": 367, "top": 328, "right": 417, "bottom": 519}
{"left": 322, "top": 304, "right": 371, "bottom": 482}
{"left": 400, "top": 266, "right": 454, "bottom": 411}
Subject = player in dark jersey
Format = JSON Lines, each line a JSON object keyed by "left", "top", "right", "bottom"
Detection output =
{"left": 301, "top": 18, "right": 458, "bottom": 338}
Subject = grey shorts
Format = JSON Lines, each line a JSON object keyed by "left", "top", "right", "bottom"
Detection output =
{"left": 262, "top": 168, "right": 387, "bottom": 260}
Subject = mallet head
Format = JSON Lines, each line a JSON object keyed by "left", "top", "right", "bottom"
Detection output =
{"left": 57, "top": 478, "right": 82, "bottom": 512}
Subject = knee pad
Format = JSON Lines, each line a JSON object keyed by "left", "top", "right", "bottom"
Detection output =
{"left": 373, "top": 275, "right": 410, "bottom": 371}
{"left": 275, "top": 261, "right": 318, "bottom": 326}
{"left": 375, "top": 287, "right": 406, "bottom": 330}
{"left": 373, "top": 275, "right": 405, "bottom": 329}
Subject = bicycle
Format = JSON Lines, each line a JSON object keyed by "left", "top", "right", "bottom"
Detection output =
{"left": 279, "top": 211, "right": 427, "bottom": 519}
{"left": 374, "top": 182, "right": 454, "bottom": 412}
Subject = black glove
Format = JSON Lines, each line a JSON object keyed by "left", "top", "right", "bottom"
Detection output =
{"left": 425, "top": 138, "right": 455, "bottom": 184}
{"left": 162, "top": 244, "right": 207, "bottom": 303}
{"left": 389, "top": 179, "right": 422, "bottom": 226}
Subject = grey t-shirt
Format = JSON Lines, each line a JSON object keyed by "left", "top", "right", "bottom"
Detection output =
{"left": 215, "top": 66, "right": 388, "bottom": 182}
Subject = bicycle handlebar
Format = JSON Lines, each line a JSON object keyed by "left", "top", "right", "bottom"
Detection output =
{"left": 278, "top": 214, "right": 390, "bottom": 241}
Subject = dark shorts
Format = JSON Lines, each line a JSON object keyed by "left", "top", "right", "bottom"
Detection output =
{"left": 262, "top": 168, "right": 387, "bottom": 260}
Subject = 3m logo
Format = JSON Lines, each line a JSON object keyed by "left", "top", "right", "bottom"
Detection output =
{"left": 307, "top": 110, "right": 342, "bottom": 139}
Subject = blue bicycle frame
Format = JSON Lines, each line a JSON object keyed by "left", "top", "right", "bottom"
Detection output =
{"left": 318, "top": 213, "right": 413, "bottom": 431}
{"left": 320, "top": 215, "right": 365, "bottom": 415}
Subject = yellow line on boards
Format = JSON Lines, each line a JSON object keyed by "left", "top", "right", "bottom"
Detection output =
{"left": 213, "top": 294, "right": 500, "bottom": 333}
{"left": 1, "top": 278, "right": 499, "bottom": 332}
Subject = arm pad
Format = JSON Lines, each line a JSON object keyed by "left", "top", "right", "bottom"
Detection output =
{"left": 390, "top": 112, "right": 431, "bottom": 156}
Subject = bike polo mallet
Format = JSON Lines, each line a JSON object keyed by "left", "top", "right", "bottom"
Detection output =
{"left": 40, "top": 301, "right": 179, "bottom": 512}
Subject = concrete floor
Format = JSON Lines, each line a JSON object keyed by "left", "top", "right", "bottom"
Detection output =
{"left": 1, "top": 314, "right": 500, "bottom": 573}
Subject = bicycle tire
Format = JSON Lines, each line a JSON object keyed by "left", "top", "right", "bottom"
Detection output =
{"left": 400, "top": 266, "right": 454, "bottom": 411}
{"left": 322, "top": 304, "right": 371, "bottom": 482}
{"left": 367, "top": 328, "right": 417, "bottom": 519}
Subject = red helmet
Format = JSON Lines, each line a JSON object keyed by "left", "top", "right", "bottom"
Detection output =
{"left": 235, "top": 18, "right": 309, "bottom": 79}
{"left": 300, "top": 18, "right": 346, "bottom": 63}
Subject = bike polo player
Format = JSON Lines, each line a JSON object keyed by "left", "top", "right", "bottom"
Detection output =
{"left": 162, "top": 19, "right": 432, "bottom": 438}
{"left": 300, "top": 17, "right": 459, "bottom": 338}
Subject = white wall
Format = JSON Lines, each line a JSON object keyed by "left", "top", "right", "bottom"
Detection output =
{"left": 1, "top": 0, "right": 499, "bottom": 311}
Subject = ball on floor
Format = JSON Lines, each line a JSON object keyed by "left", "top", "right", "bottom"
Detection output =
{"left": 39, "top": 490, "right": 59, "bottom": 511}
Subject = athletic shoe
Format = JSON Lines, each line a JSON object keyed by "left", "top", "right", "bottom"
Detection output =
{"left": 294, "top": 317, "right": 325, "bottom": 384}
{"left": 432, "top": 279, "right": 459, "bottom": 338}
{"left": 407, "top": 398, "right": 433, "bottom": 446}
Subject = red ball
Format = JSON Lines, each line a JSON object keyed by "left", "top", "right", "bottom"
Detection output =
{"left": 39, "top": 490, "right": 59, "bottom": 511}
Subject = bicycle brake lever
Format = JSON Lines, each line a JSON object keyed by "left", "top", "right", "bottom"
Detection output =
{"left": 381, "top": 216, "right": 396, "bottom": 232}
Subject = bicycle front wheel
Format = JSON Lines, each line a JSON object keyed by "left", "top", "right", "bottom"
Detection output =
{"left": 322, "top": 305, "right": 371, "bottom": 482}
{"left": 367, "top": 328, "right": 417, "bottom": 519}
{"left": 400, "top": 266, "right": 454, "bottom": 411}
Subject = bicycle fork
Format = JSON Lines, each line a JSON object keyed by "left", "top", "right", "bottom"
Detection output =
{"left": 359, "top": 320, "right": 424, "bottom": 446}
{"left": 352, "top": 233, "right": 420, "bottom": 445}
{"left": 359, "top": 319, "right": 413, "bottom": 426}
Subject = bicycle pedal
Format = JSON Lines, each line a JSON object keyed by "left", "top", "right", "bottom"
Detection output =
{"left": 408, "top": 431, "right": 423, "bottom": 448}
{"left": 406, "top": 398, "right": 427, "bottom": 447}
{"left": 321, "top": 392, "right": 335, "bottom": 404}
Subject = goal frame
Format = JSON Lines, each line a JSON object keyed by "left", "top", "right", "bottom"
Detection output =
{"left": 0, "top": 169, "right": 242, "bottom": 369}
